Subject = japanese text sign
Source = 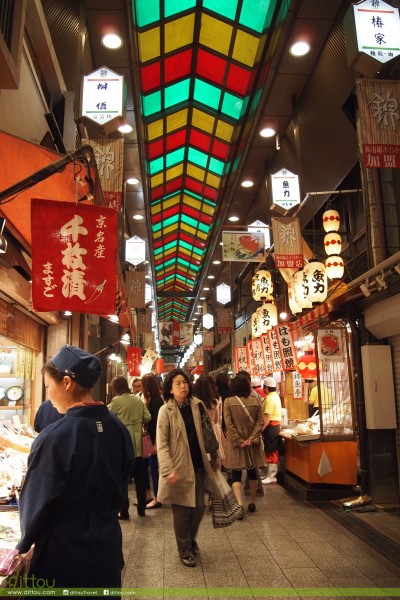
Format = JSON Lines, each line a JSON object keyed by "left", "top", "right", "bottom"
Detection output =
{"left": 272, "top": 217, "right": 303, "bottom": 269}
{"left": 81, "top": 67, "right": 124, "bottom": 126}
{"left": 275, "top": 323, "right": 297, "bottom": 371}
{"left": 222, "top": 231, "right": 265, "bottom": 262}
{"left": 83, "top": 138, "right": 124, "bottom": 211}
{"left": 270, "top": 168, "right": 301, "bottom": 213}
{"left": 261, "top": 335, "right": 274, "bottom": 374}
{"left": 234, "top": 346, "right": 248, "bottom": 373}
{"left": 292, "top": 371, "right": 303, "bottom": 399}
{"left": 268, "top": 328, "right": 283, "bottom": 372}
{"left": 217, "top": 308, "right": 233, "bottom": 334}
{"left": 249, "top": 339, "right": 266, "bottom": 377}
{"left": 127, "top": 346, "right": 142, "bottom": 377}
{"left": 351, "top": 0, "right": 400, "bottom": 64}
{"left": 203, "top": 330, "right": 214, "bottom": 350}
{"left": 31, "top": 200, "right": 117, "bottom": 314}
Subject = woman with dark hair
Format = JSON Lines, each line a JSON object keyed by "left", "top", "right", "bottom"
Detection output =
{"left": 215, "top": 371, "right": 231, "bottom": 435}
{"left": 109, "top": 376, "right": 151, "bottom": 518}
{"left": 157, "top": 369, "right": 222, "bottom": 567}
{"left": 16, "top": 346, "right": 134, "bottom": 592}
{"left": 194, "top": 375, "right": 225, "bottom": 463}
{"left": 223, "top": 373, "right": 264, "bottom": 516}
{"left": 141, "top": 373, "right": 164, "bottom": 509}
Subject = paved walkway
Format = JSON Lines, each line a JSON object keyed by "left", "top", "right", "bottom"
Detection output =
{"left": 120, "top": 482, "right": 400, "bottom": 599}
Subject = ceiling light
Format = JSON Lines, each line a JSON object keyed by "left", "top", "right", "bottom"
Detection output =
{"left": 126, "top": 177, "right": 139, "bottom": 185}
{"left": 203, "top": 287, "right": 210, "bottom": 291}
{"left": 289, "top": 41, "right": 311, "bottom": 57}
{"left": 228, "top": 216, "right": 239, "bottom": 222}
{"left": 213, "top": 260, "right": 221, "bottom": 264}
{"left": 241, "top": 180, "right": 254, "bottom": 188}
{"left": 133, "top": 214, "right": 144, "bottom": 220}
{"left": 208, "top": 275, "right": 215, "bottom": 279}
{"left": 118, "top": 124, "right": 132, "bottom": 134}
{"left": 101, "top": 33, "right": 123, "bottom": 49}
{"left": 259, "top": 127, "right": 276, "bottom": 138}
{"left": 200, "top": 296, "right": 206, "bottom": 300}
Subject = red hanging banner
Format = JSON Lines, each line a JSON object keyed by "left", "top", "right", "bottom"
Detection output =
{"left": 31, "top": 199, "right": 117, "bottom": 314}
{"left": 127, "top": 346, "right": 142, "bottom": 376}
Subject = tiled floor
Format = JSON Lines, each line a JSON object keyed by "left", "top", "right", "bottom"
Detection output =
{"left": 120, "top": 482, "right": 400, "bottom": 599}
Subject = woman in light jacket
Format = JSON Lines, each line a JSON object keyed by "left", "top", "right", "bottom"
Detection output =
{"left": 157, "top": 369, "right": 221, "bottom": 568}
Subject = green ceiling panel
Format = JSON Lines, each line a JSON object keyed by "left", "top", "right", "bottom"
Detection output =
{"left": 221, "top": 91, "right": 244, "bottom": 120}
{"left": 239, "top": 0, "right": 274, "bottom": 33}
{"left": 164, "top": 0, "right": 196, "bottom": 19}
{"left": 193, "top": 79, "right": 221, "bottom": 111}
{"left": 142, "top": 90, "right": 161, "bottom": 116}
{"left": 165, "top": 79, "right": 191, "bottom": 109}
{"left": 203, "top": 0, "right": 238, "bottom": 21}
{"left": 134, "top": 0, "right": 160, "bottom": 27}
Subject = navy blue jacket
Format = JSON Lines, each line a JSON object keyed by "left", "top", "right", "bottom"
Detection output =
{"left": 33, "top": 399, "right": 63, "bottom": 432}
{"left": 17, "top": 403, "right": 134, "bottom": 588}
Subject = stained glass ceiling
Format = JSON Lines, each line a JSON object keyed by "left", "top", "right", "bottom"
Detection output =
{"left": 131, "top": 0, "right": 290, "bottom": 323}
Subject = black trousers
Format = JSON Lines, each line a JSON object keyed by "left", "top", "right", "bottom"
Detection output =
{"left": 171, "top": 468, "right": 205, "bottom": 558}
{"left": 121, "top": 456, "right": 146, "bottom": 516}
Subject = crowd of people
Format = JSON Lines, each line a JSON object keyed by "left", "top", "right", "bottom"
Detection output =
{"left": 17, "top": 345, "right": 286, "bottom": 591}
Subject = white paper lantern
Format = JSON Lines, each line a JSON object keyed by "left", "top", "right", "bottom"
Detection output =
{"left": 294, "top": 269, "right": 312, "bottom": 310}
{"left": 304, "top": 261, "right": 328, "bottom": 305}
{"left": 256, "top": 302, "right": 278, "bottom": 334}
{"left": 288, "top": 276, "right": 302, "bottom": 314}
{"left": 325, "top": 255, "right": 344, "bottom": 280}
{"left": 324, "top": 232, "right": 342, "bottom": 256}
{"left": 322, "top": 209, "right": 340, "bottom": 232}
{"left": 252, "top": 270, "right": 273, "bottom": 301}
{"left": 251, "top": 311, "right": 260, "bottom": 338}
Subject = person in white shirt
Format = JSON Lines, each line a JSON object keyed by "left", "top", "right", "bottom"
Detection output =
{"left": 261, "top": 376, "right": 282, "bottom": 485}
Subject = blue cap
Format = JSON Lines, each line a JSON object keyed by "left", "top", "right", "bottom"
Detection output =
{"left": 51, "top": 345, "right": 101, "bottom": 388}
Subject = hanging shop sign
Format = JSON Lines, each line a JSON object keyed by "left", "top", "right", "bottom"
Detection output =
{"left": 127, "top": 346, "right": 142, "bottom": 377}
{"left": 248, "top": 220, "right": 271, "bottom": 249}
{"left": 216, "top": 308, "right": 232, "bottom": 334}
{"left": 125, "top": 235, "right": 146, "bottom": 266}
{"left": 275, "top": 323, "right": 297, "bottom": 371}
{"left": 216, "top": 283, "right": 231, "bottom": 305}
{"left": 158, "top": 322, "right": 194, "bottom": 347}
{"left": 234, "top": 346, "right": 248, "bottom": 373}
{"left": 261, "top": 335, "right": 274, "bottom": 374}
{"left": 81, "top": 66, "right": 124, "bottom": 130}
{"left": 317, "top": 328, "right": 343, "bottom": 362}
{"left": 246, "top": 341, "right": 256, "bottom": 376}
{"left": 292, "top": 371, "right": 303, "bottom": 399}
{"left": 267, "top": 328, "right": 283, "bottom": 372}
{"left": 83, "top": 138, "right": 124, "bottom": 211}
{"left": 270, "top": 168, "right": 301, "bottom": 213}
{"left": 142, "top": 332, "right": 155, "bottom": 350}
{"left": 126, "top": 271, "right": 146, "bottom": 309}
{"left": 222, "top": 231, "right": 265, "bottom": 262}
{"left": 356, "top": 79, "right": 400, "bottom": 169}
{"left": 271, "top": 217, "right": 303, "bottom": 269}
{"left": 136, "top": 308, "right": 152, "bottom": 334}
{"left": 31, "top": 199, "right": 117, "bottom": 315}
{"left": 203, "top": 330, "right": 214, "bottom": 350}
{"left": 248, "top": 339, "right": 266, "bottom": 377}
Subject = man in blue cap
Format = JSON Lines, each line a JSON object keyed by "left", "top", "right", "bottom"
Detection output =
{"left": 16, "top": 345, "right": 134, "bottom": 593}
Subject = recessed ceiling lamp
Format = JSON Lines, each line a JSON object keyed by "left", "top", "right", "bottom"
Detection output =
{"left": 228, "top": 216, "right": 239, "bottom": 222}
{"left": 213, "top": 260, "right": 221, "bottom": 264}
{"left": 126, "top": 177, "right": 139, "bottom": 185}
{"left": 118, "top": 124, "right": 132, "bottom": 134}
{"left": 259, "top": 127, "right": 276, "bottom": 138}
{"left": 289, "top": 41, "right": 311, "bottom": 57}
{"left": 208, "top": 275, "right": 215, "bottom": 279}
{"left": 203, "top": 287, "right": 210, "bottom": 291}
{"left": 133, "top": 214, "right": 144, "bottom": 220}
{"left": 200, "top": 296, "right": 206, "bottom": 300}
{"left": 241, "top": 180, "right": 254, "bottom": 188}
{"left": 101, "top": 33, "right": 123, "bottom": 49}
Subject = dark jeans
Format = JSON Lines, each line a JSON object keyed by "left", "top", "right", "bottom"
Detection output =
{"left": 142, "top": 454, "right": 160, "bottom": 498}
{"left": 171, "top": 468, "right": 205, "bottom": 559}
{"left": 121, "top": 456, "right": 146, "bottom": 516}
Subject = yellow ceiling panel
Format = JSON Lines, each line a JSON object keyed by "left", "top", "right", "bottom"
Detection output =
{"left": 205, "top": 171, "right": 221, "bottom": 189}
{"left": 180, "top": 222, "right": 197, "bottom": 237}
{"left": 167, "top": 109, "right": 189, "bottom": 133}
{"left": 163, "top": 195, "right": 181, "bottom": 209}
{"left": 138, "top": 27, "right": 160, "bottom": 63}
{"left": 147, "top": 119, "right": 164, "bottom": 141}
{"left": 164, "top": 14, "right": 195, "bottom": 54}
{"left": 192, "top": 109, "right": 215, "bottom": 134}
{"left": 166, "top": 164, "right": 184, "bottom": 181}
{"left": 199, "top": 14, "right": 232, "bottom": 56}
{"left": 232, "top": 29, "right": 259, "bottom": 68}
{"left": 183, "top": 195, "right": 214, "bottom": 217}
{"left": 186, "top": 163, "right": 206, "bottom": 182}
{"left": 215, "top": 119, "right": 234, "bottom": 142}
{"left": 150, "top": 172, "right": 164, "bottom": 188}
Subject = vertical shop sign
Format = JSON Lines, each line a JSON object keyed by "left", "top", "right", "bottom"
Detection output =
{"left": 81, "top": 67, "right": 124, "bottom": 129}
{"left": 246, "top": 341, "right": 256, "bottom": 376}
{"left": 268, "top": 328, "right": 283, "bottom": 372}
{"left": 222, "top": 231, "right": 265, "bottom": 262}
{"left": 261, "top": 335, "right": 274, "bottom": 374}
{"left": 203, "top": 330, "right": 214, "bottom": 350}
{"left": 142, "top": 332, "right": 155, "bottom": 350}
{"left": 356, "top": 79, "right": 400, "bottom": 168}
{"left": 292, "top": 371, "right": 303, "bottom": 399}
{"left": 234, "top": 346, "right": 248, "bottom": 372}
{"left": 31, "top": 200, "right": 117, "bottom": 315}
{"left": 270, "top": 168, "right": 301, "bottom": 213}
{"left": 127, "top": 346, "right": 142, "bottom": 376}
{"left": 136, "top": 308, "right": 152, "bottom": 334}
{"left": 217, "top": 308, "right": 232, "bottom": 334}
{"left": 250, "top": 338, "right": 266, "bottom": 377}
{"left": 275, "top": 324, "right": 297, "bottom": 371}
{"left": 271, "top": 217, "right": 303, "bottom": 269}
{"left": 83, "top": 138, "right": 124, "bottom": 211}
{"left": 126, "top": 271, "right": 146, "bottom": 309}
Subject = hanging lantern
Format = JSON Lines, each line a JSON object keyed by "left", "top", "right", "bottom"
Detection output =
{"left": 155, "top": 358, "right": 164, "bottom": 374}
{"left": 288, "top": 276, "right": 302, "bottom": 314}
{"left": 252, "top": 270, "right": 273, "bottom": 301}
{"left": 297, "top": 349, "right": 317, "bottom": 380}
{"left": 256, "top": 302, "right": 278, "bottom": 334}
{"left": 251, "top": 311, "right": 260, "bottom": 338}
{"left": 304, "top": 261, "right": 328, "bottom": 305}
{"left": 325, "top": 255, "right": 344, "bottom": 280}
{"left": 294, "top": 269, "right": 312, "bottom": 310}
{"left": 324, "top": 232, "right": 342, "bottom": 256}
{"left": 322, "top": 209, "right": 340, "bottom": 232}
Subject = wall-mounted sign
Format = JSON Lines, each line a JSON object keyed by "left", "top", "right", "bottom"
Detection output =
{"left": 125, "top": 235, "right": 146, "bottom": 266}
{"left": 270, "top": 168, "right": 300, "bottom": 213}
{"left": 222, "top": 231, "right": 265, "bottom": 262}
{"left": 81, "top": 66, "right": 124, "bottom": 129}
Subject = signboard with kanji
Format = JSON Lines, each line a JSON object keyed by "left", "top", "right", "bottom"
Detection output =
{"left": 222, "top": 231, "right": 265, "bottom": 262}
{"left": 270, "top": 168, "right": 300, "bottom": 213}
{"left": 234, "top": 346, "right": 248, "bottom": 373}
{"left": 81, "top": 67, "right": 124, "bottom": 127}
{"left": 275, "top": 324, "right": 297, "bottom": 371}
{"left": 272, "top": 217, "right": 303, "bottom": 269}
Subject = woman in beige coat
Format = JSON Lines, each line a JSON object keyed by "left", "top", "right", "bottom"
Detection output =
{"left": 223, "top": 373, "right": 265, "bottom": 516}
{"left": 157, "top": 369, "right": 221, "bottom": 568}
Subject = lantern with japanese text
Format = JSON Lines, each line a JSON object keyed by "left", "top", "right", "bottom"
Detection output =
{"left": 288, "top": 275, "right": 302, "bottom": 315}
{"left": 297, "top": 349, "right": 317, "bottom": 380}
{"left": 304, "top": 261, "right": 328, "bottom": 305}
{"left": 294, "top": 269, "right": 312, "bottom": 310}
{"left": 252, "top": 270, "right": 273, "bottom": 301}
{"left": 251, "top": 311, "right": 260, "bottom": 338}
{"left": 324, "top": 232, "right": 342, "bottom": 256}
{"left": 256, "top": 302, "right": 278, "bottom": 334}
{"left": 322, "top": 209, "right": 340, "bottom": 232}
{"left": 325, "top": 255, "right": 344, "bottom": 280}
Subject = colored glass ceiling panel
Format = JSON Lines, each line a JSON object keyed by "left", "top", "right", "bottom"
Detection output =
{"left": 140, "top": 62, "right": 161, "bottom": 93}
{"left": 165, "top": 50, "right": 193, "bottom": 85}
{"left": 196, "top": 49, "right": 227, "bottom": 87}
{"left": 164, "top": 14, "right": 195, "bottom": 54}
{"left": 138, "top": 28, "right": 160, "bottom": 62}
{"left": 164, "top": 0, "right": 196, "bottom": 19}
{"left": 203, "top": 0, "right": 238, "bottom": 21}
{"left": 199, "top": 14, "right": 232, "bottom": 55}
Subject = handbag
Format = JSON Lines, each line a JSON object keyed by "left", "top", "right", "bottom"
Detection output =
{"left": 198, "top": 402, "right": 219, "bottom": 455}
{"left": 210, "top": 470, "right": 243, "bottom": 528}
{"left": 142, "top": 425, "right": 155, "bottom": 458}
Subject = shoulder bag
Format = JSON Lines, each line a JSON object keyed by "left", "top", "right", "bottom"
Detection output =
{"left": 142, "top": 424, "right": 155, "bottom": 458}
{"left": 211, "top": 470, "right": 243, "bottom": 528}
{"left": 198, "top": 401, "right": 219, "bottom": 455}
